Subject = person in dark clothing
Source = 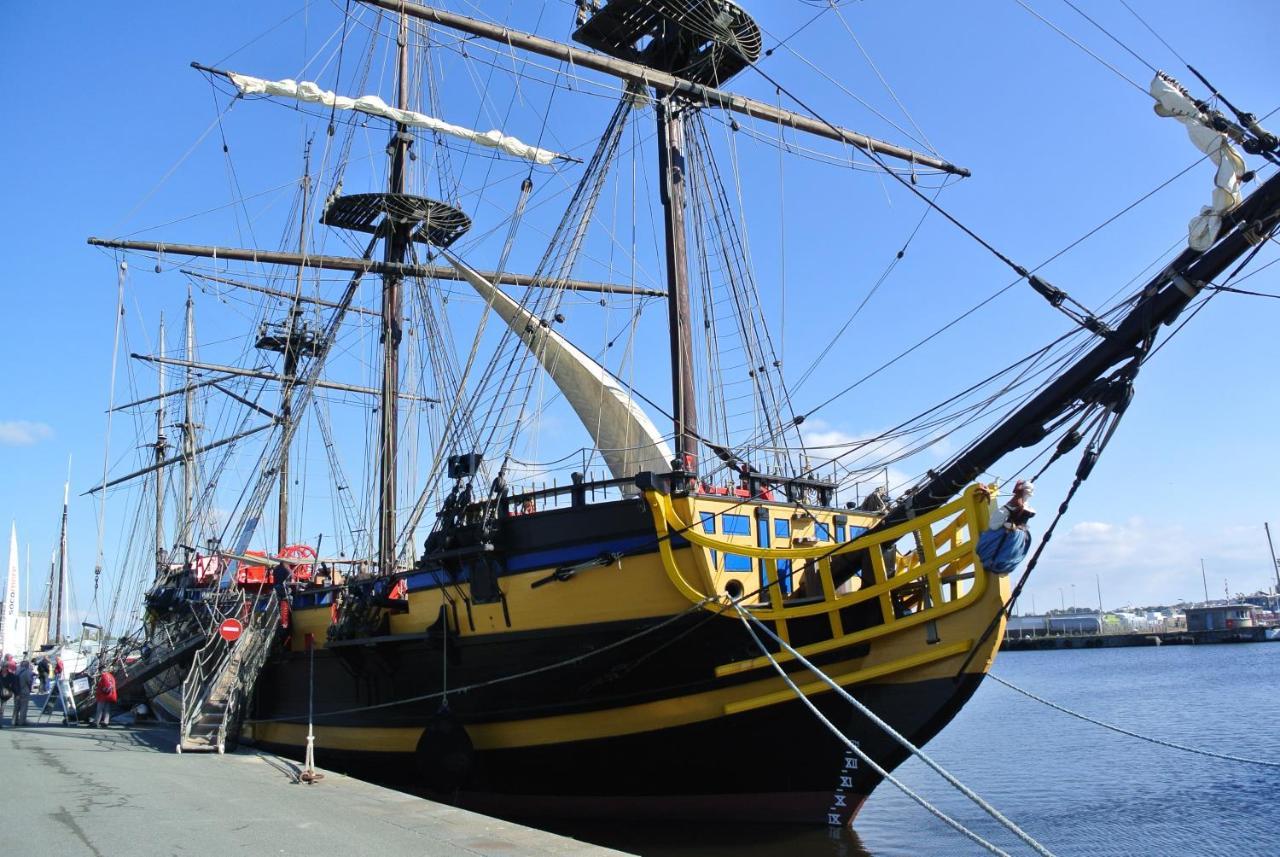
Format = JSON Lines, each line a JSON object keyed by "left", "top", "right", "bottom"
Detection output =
{"left": 14, "top": 660, "right": 33, "bottom": 726}
{"left": 36, "top": 657, "right": 50, "bottom": 693}
{"left": 272, "top": 562, "right": 292, "bottom": 599}
{"left": 0, "top": 663, "right": 17, "bottom": 726}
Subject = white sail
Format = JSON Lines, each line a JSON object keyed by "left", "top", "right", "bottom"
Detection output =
{"left": 1150, "top": 73, "right": 1247, "bottom": 251}
{"left": 1, "top": 523, "right": 18, "bottom": 656}
{"left": 227, "top": 72, "right": 564, "bottom": 166}
{"left": 444, "top": 252, "right": 673, "bottom": 481}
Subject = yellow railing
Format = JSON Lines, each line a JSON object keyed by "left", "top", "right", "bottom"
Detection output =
{"left": 644, "top": 484, "right": 993, "bottom": 676}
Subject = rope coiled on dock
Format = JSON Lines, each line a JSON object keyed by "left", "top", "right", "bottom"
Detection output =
{"left": 734, "top": 604, "right": 1058, "bottom": 857}
{"left": 989, "top": 674, "right": 1280, "bottom": 768}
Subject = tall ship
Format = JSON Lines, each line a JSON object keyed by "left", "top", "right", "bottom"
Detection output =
{"left": 85, "top": 0, "right": 1280, "bottom": 829}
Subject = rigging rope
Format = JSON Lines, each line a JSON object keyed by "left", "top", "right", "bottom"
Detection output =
{"left": 731, "top": 603, "right": 1044, "bottom": 857}
{"left": 989, "top": 674, "right": 1280, "bottom": 769}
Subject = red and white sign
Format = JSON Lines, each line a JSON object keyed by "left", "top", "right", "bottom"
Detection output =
{"left": 218, "top": 618, "right": 243, "bottom": 643}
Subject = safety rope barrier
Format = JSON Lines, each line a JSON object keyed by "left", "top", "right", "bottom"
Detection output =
{"left": 989, "top": 674, "right": 1280, "bottom": 769}
{"left": 736, "top": 604, "right": 1058, "bottom": 856}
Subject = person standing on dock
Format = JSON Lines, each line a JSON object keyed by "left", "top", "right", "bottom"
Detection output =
{"left": 92, "top": 670, "right": 117, "bottom": 728}
{"left": 36, "top": 657, "right": 50, "bottom": 693}
{"left": 14, "top": 660, "right": 33, "bottom": 726}
{"left": 0, "top": 657, "right": 16, "bottom": 726}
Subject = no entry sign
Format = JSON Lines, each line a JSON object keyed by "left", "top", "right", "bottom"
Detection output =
{"left": 218, "top": 618, "right": 243, "bottom": 643}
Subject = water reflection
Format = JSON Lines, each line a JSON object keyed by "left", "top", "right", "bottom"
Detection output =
{"left": 536, "top": 819, "right": 876, "bottom": 857}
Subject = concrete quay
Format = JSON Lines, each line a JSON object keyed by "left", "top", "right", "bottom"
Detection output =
{"left": 0, "top": 716, "right": 631, "bottom": 857}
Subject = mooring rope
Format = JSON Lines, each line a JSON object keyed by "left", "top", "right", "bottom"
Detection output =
{"left": 733, "top": 604, "right": 1045, "bottom": 857}
{"left": 989, "top": 674, "right": 1280, "bottom": 769}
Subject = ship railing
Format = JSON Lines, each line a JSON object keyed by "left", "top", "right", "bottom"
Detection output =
{"left": 178, "top": 587, "right": 275, "bottom": 750}
{"left": 179, "top": 589, "right": 247, "bottom": 743}
{"left": 501, "top": 468, "right": 845, "bottom": 516}
{"left": 215, "top": 589, "right": 279, "bottom": 753}
{"left": 645, "top": 483, "right": 994, "bottom": 698}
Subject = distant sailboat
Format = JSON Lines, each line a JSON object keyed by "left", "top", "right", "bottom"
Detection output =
{"left": 1, "top": 523, "right": 19, "bottom": 656}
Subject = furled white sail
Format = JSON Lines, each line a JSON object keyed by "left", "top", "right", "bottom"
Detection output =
{"left": 444, "top": 253, "right": 673, "bottom": 480}
{"left": 1150, "top": 73, "right": 1247, "bottom": 251}
{"left": 227, "top": 72, "right": 564, "bottom": 166}
{"left": 1, "top": 523, "right": 19, "bottom": 656}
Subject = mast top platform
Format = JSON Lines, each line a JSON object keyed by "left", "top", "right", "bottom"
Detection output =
{"left": 321, "top": 193, "right": 471, "bottom": 248}
{"left": 573, "top": 0, "right": 761, "bottom": 87}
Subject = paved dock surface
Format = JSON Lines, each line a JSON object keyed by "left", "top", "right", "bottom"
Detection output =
{"left": 0, "top": 718, "right": 631, "bottom": 857}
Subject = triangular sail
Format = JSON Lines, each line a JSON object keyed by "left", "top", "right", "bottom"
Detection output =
{"left": 444, "top": 253, "right": 673, "bottom": 480}
{"left": 1, "top": 523, "right": 18, "bottom": 656}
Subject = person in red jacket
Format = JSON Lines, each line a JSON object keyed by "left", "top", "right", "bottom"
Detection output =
{"left": 93, "top": 670, "right": 117, "bottom": 728}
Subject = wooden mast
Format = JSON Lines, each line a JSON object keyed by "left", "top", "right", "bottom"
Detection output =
{"left": 154, "top": 317, "right": 167, "bottom": 574}
{"left": 181, "top": 288, "right": 196, "bottom": 549}
{"left": 278, "top": 144, "right": 312, "bottom": 553}
{"left": 379, "top": 11, "right": 413, "bottom": 575}
{"left": 657, "top": 99, "right": 697, "bottom": 472}
{"left": 54, "top": 471, "right": 70, "bottom": 645}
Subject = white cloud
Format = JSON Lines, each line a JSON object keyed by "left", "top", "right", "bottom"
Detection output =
{"left": 0, "top": 420, "right": 53, "bottom": 446}
{"left": 1025, "top": 516, "right": 1278, "bottom": 609}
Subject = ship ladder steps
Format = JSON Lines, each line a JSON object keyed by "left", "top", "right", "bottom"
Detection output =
{"left": 178, "top": 590, "right": 280, "bottom": 754}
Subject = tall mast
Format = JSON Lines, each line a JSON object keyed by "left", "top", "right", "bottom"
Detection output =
{"left": 181, "top": 289, "right": 196, "bottom": 548}
{"left": 154, "top": 317, "right": 168, "bottom": 573}
{"left": 656, "top": 100, "right": 697, "bottom": 472}
{"left": 45, "top": 549, "right": 55, "bottom": 646}
{"left": 378, "top": 10, "right": 412, "bottom": 574}
{"left": 279, "top": 143, "right": 312, "bottom": 553}
{"left": 55, "top": 465, "right": 70, "bottom": 646}
{"left": 1265, "top": 522, "right": 1280, "bottom": 602}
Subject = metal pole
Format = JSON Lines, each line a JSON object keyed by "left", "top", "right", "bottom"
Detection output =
{"left": 1096, "top": 574, "right": 1104, "bottom": 634}
{"left": 1200, "top": 558, "right": 1209, "bottom": 603}
{"left": 1265, "top": 523, "right": 1280, "bottom": 608}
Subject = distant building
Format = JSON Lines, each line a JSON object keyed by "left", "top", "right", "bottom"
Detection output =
{"left": 1006, "top": 615, "right": 1050, "bottom": 639}
{"left": 1184, "top": 603, "right": 1256, "bottom": 632}
{"left": 1047, "top": 613, "right": 1102, "bottom": 635}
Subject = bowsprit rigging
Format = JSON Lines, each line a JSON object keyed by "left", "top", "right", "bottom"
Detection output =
{"left": 78, "top": 0, "right": 1280, "bottom": 842}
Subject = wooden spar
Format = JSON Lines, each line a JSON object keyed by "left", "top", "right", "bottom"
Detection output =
{"left": 355, "top": 0, "right": 970, "bottom": 178}
{"left": 213, "top": 384, "right": 278, "bottom": 421}
{"left": 130, "top": 353, "right": 439, "bottom": 402}
{"left": 87, "top": 238, "right": 665, "bottom": 297}
{"left": 84, "top": 423, "right": 276, "bottom": 495}
{"left": 657, "top": 100, "right": 698, "bottom": 472}
{"left": 182, "top": 270, "right": 380, "bottom": 317}
{"left": 879, "top": 166, "right": 1280, "bottom": 529}
{"left": 112, "top": 373, "right": 235, "bottom": 413}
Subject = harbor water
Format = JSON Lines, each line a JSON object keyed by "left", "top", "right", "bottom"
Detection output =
{"left": 544, "top": 643, "right": 1280, "bottom": 856}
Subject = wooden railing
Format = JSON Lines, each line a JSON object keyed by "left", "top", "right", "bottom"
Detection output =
{"left": 645, "top": 483, "right": 993, "bottom": 684}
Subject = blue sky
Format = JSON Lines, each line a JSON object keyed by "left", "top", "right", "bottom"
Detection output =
{"left": 1, "top": 0, "right": 1278, "bottom": 631}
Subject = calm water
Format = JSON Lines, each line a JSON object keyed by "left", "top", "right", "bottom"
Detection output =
{"left": 545, "top": 644, "right": 1280, "bottom": 856}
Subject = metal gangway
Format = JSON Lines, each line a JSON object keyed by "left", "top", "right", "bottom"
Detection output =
{"left": 177, "top": 589, "right": 280, "bottom": 754}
